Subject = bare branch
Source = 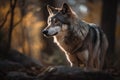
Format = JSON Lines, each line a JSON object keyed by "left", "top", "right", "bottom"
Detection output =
{"left": 14, "top": 17, "right": 23, "bottom": 27}
{"left": 0, "top": 10, "right": 10, "bottom": 30}
{"left": 10, "top": 0, "right": 17, "bottom": 9}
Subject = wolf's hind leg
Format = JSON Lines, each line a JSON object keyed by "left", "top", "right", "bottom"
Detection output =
{"left": 94, "top": 49, "right": 101, "bottom": 70}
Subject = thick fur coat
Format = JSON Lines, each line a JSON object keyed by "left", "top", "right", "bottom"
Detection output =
{"left": 42, "top": 3, "right": 108, "bottom": 71}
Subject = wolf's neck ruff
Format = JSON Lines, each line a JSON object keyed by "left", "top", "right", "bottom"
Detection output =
{"left": 70, "top": 23, "right": 99, "bottom": 54}
{"left": 71, "top": 20, "right": 89, "bottom": 40}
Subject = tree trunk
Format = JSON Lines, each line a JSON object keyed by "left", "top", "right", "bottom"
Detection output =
{"left": 7, "top": 0, "right": 17, "bottom": 53}
{"left": 101, "top": 0, "right": 118, "bottom": 69}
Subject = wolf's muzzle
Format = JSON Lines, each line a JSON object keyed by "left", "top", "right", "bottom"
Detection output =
{"left": 42, "top": 29, "right": 58, "bottom": 37}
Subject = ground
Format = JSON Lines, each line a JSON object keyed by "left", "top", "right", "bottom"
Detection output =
{"left": 0, "top": 50, "right": 119, "bottom": 80}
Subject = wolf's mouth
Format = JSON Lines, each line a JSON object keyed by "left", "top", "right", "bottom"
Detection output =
{"left": 53, "top": 32, "right": 58, "bottom": 35}
{"left": 43, "top": 32, "right": 58, "bottom": 37}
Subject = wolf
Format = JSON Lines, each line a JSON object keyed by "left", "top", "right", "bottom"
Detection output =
{"left": 42, "top": 3, "right": 108, "bottom": 71}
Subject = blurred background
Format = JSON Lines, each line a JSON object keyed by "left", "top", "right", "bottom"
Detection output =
{"left": 0, "top": 0, "right": 120, "bottom": 70}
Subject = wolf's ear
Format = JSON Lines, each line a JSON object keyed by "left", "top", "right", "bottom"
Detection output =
{"left": 47, "top": 5, "right": 56, "bottom": 14}
{"left": 61, "top": 3, "right": 72, "bottom": 14}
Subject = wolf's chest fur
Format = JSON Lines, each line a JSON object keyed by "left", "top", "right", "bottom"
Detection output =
{"left": 53, "top": 30, "right": 83, "bottom": 54}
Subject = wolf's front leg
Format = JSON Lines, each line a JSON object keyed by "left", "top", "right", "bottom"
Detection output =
{"left": 65, "top": 53, "right": 79, "bottom": 67}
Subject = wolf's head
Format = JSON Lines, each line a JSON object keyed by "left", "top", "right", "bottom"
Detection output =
{"left": 42, "top": 3, "right": 77, "bottom": 37}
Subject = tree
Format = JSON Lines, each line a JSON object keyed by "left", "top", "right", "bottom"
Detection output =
{"left": 7, "top": 0, "right": 17, "bottom": 52}
{"left": 101, "top": 0, "right": 118, "bottom": 69}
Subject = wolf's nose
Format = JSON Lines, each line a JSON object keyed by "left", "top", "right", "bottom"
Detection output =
{"left": 42, "top": 30, "right": 48, "bottom": 34}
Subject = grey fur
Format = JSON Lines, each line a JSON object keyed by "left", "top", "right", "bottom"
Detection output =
{"left": 42, "top": 3, "right": 108, "bottom": 71}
